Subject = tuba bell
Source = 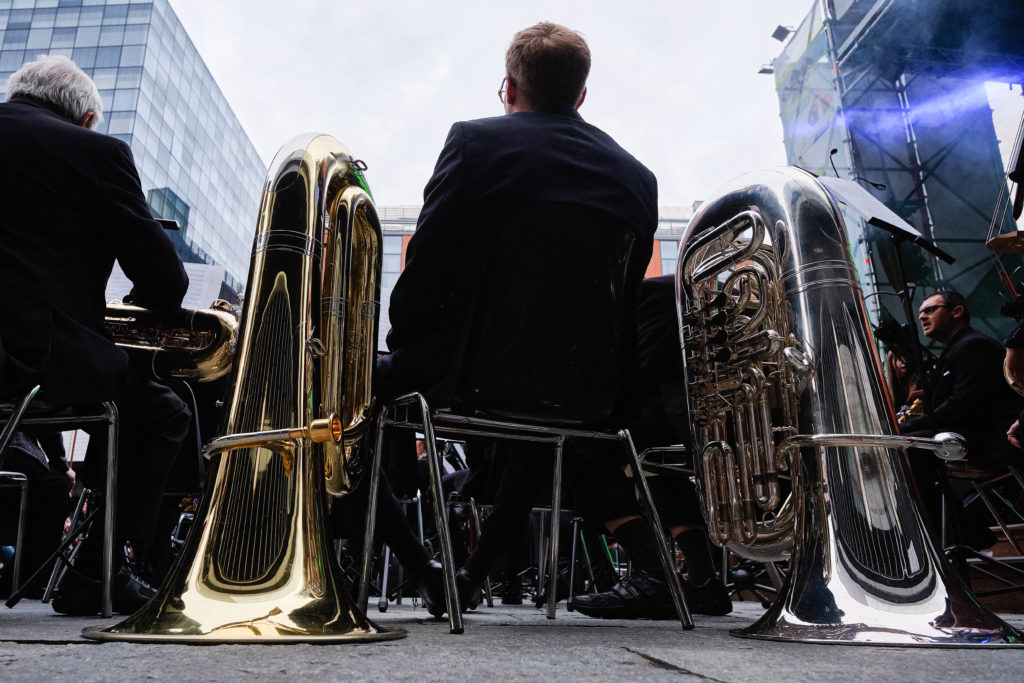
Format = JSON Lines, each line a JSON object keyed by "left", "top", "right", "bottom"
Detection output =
{"left": 85, "top": 133, "right": 403, "bottom": 643}
{"left": 678, "top": 167, "right": 1022, "bottom": 645}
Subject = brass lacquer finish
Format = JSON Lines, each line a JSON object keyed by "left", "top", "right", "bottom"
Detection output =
{"left": 322, "top": 185, "right": 381, "bottom": 496}
{"left": 85, "top": 134, "right": 401, "bottom": 643}
{"left": 678, "top": 167, "right": 1022, "bottom": 646}
{"left": 106, "top": 302, "right": 238, "bottom": 382}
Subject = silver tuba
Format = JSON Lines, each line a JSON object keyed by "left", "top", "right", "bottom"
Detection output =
{"left": 85, "top": 134, "right": 402, "bottom": 643}
{"left": 678, "top": 167, "right": 1021, "bottom": 645}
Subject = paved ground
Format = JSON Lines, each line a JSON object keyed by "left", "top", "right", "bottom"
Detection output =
{"left": 1, "top": 599, "right": 1023, "bottom": 681}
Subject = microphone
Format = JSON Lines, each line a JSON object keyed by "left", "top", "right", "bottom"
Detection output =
{"left": 829, "top": 148, "right": 887, "bottom": 191}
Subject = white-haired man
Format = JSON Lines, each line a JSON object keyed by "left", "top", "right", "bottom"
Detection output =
{"left": 0, "top": 55, "right": 190, "bottom": 614}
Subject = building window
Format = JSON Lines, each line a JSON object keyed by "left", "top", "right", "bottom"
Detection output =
{"left": 660, "top": 239, "right": 678, "bottom": 275}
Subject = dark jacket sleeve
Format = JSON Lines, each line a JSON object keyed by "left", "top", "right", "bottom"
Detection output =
{"left": 386, "top": 123, "right": 468, "bottom": 351}
{"left": 902, "top": 334, "right": 1007, "bottom": 434}
{"left": 101, "top": 141, "right": 188, "bottom": 310}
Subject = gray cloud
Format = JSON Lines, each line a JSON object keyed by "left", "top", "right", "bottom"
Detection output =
{"left": 170, "top": 0, "right": 817, "bottom": 207}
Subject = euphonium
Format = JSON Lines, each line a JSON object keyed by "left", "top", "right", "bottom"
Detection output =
{"left": 85, "top": 133, "right": 403, "bottom": 643}
{"left": 106, "top": 300, "right": 238, "bottom": 382}
{"left": 678, "top": 167, "right": 1021, "bottom": 646}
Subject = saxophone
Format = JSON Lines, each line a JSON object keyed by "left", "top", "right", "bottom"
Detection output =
{"left": 85, "top": 134, "right": 403, "bottom": 643}
{"left": 678, "top": 167, "right": 1021, "bottom": 646}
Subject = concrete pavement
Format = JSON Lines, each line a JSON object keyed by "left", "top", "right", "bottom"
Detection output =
{"left": 1, "top": 599, "right": 1022, "bottom": 681}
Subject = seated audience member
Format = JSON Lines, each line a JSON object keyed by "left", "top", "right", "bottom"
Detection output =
{"left": 0, "top": 55, "right": 191, "bottom": 614}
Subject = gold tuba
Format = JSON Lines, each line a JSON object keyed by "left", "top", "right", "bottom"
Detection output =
{"left": 678, "top": 167, "right": 1021, "bottom": 645}
{"left": 106, "top": 301, "right": 238, "bottom": 382}
{"left": 85, "top": 133, "right": 403, "bottom": 643}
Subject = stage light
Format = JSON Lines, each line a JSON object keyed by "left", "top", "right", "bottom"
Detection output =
{"left": 772, "top": 25, "right": 794, "bottom": 42}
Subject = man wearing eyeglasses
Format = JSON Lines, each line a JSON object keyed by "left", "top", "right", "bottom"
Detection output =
{"left": 902, "top": 291, "right": 1023, "bottom": 548}
{"left": 377, "top": 23, "right": 671, "bottom": 620}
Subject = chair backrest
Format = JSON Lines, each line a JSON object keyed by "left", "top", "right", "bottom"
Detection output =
{"left": 451, "top": 203, "right": 648, "bottom": 426}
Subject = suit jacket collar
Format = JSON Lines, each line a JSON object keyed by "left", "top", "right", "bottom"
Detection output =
{"left": 530, "top": 104, "right": 583, "bottom": 120}
{"left": 8, "top": 94, "right": 76, "bottom": 123}
{"left": 940, "top": 326, "right": 972, "bottom": 355}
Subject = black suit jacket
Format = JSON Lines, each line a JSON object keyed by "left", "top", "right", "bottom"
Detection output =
{"left": 0, "top": 95, "right": 188, "bottom": 406}
{"left": 379, "top": 105, "right": 657, "bottom": 403}
{"left": 902, "top": 327, "right": 1024, "bottom": 467}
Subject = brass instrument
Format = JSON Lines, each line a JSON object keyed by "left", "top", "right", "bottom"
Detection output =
{"left": 85, "top": 133, "right": 402, "bottom": 643}
{"left": 106, "top": 301, "right": 238, "bottom": 382}
{"left": 678, "top": 167, "right": 1021, "bottom": 646}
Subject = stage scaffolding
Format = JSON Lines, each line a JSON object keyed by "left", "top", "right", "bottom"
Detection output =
{"left": 772, "top": 0, "right": 1024, "bottom": 339}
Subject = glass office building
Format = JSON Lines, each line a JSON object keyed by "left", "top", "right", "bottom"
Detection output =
{"left": 0, "top": 0, "right": 264, "bottom": 297}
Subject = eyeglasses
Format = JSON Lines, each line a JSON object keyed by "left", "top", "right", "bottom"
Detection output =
{"left": 919, "top": 304, "right": 948, "bottom": 315}
{"left": 498, "top": 76, "right": 514, "bottom": 104}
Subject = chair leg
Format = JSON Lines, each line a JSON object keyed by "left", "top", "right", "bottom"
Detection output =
{"left": 546, "top": 436, "right": 564, "bottom": 620}
{"left": 566, "top": 516, "right": 582, "bottom": 612}
{"left": 466, "top": 499, "right": 493, "bottom": 608}
{"left": 102, "top": 402, "right": 118, "bottom": 618}
{"left": 577, "top": 519, "right": 598, "bottom": 591}
{"left": 623, "top": 431, "right": 694, "bottom": 630}
{"left": 378, "top": 546, "right": 391, "bottom": 612}
{"left": 358, "top": 407, "right": 389, "bottom": 611}
{"left": 972, "top": 480, "right": 1023, "bottom": 555}
{"left": 9, "top": 477, "right": 28, "bottom": 594}
{"left": 416, "top": 395, "right": 463, "bottom": 634}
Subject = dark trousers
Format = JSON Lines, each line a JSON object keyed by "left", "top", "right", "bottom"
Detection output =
{"left": 462, "top": 440, "right": 642, "bottom": 580}
{"left": 82, "top": 363, "right": 191, "bottom": 547}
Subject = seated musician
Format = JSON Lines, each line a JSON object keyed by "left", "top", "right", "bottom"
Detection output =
{"left": 376, "top": 22, "right": 676, "bottom": 620}
{"left": 901, "top": 291, "right": 1024, "bottom": 548}
{"left": 0, "top": 55, "right": 191, "bottom": 614}
{"left": 626, "top": 275, "right": 731, "bottom": 616}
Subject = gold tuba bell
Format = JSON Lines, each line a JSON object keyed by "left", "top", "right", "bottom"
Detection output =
{"left": 85, "top": 133, "right": 403, "bottom": 643}
{"left": 678, "top": 167, "right": 1022, "bottom": 646}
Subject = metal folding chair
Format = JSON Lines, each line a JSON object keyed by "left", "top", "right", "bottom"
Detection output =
{"left": 0, "top": 386, "right": 119, "bottom": 616}
{"left": 358, "top": 392, "right": 694, "bottom": 634}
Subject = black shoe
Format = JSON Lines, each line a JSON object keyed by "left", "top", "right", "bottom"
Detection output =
{"left": 571, "top": 569, "right": 675, "bottom": 620}
{"left": 500, "top": 580, "right": 523, "bottom": 606}
{"left": 455, "top": 568, "right": 482, "bottom": 612}
{"left": 681, "top": 575, "right": 732, "bottom": 616}
{"left": 52, "top": 565, "right": 157, "bottom": 616}
{"left": 415, "top": 560, "right": 446, "bottom": 619}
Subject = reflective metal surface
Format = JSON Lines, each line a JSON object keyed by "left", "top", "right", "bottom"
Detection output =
{"left": 84, "top": 134, "right": 401, "bottom": 643}
{"left": 106, "top": 302, "right": 238, "bottom": 382}
{"left": 678, "top": 167, "right": 1022, "bottom": 646}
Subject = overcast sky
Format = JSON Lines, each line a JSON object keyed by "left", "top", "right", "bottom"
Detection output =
{"left": 167, "top": 0, "right": 820, "bottom": 208}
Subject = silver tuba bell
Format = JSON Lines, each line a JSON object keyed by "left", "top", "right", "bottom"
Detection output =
{"left": 677, "top": 167, "right": 1022, "bottom": 646}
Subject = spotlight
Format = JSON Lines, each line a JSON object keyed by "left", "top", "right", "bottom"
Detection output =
{"left": 758, "top": 65, "right": 775, "bottom": 75}
{"left": 772, "top": 25, "right": 793, "bottom": 42}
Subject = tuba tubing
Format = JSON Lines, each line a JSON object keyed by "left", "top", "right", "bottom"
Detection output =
{"left": 105, "top": 301, "right": 238, "bottom": 382}
{"left": 677, "top": 166, "right": 1022, "bottom": 646}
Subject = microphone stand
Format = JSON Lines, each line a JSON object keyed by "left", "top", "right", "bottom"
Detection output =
{"left": 889, "top": 232, "right": 936, "bottom": 433}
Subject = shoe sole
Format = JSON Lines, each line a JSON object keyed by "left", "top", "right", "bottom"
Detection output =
{"left": 573, "top": 603, "right": 679, "bottom": 620}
